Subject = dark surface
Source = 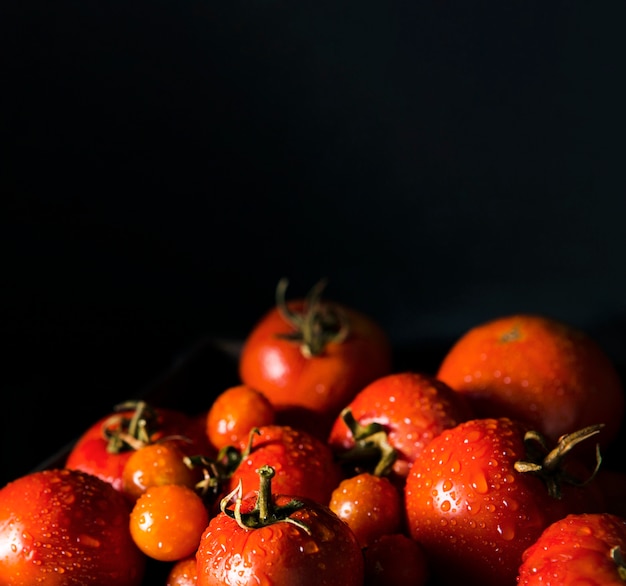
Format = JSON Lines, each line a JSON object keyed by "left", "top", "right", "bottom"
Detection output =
{"left": 3, "top": 1, "right": 626, "bottom": 486}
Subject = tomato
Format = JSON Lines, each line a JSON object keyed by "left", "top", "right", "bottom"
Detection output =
{"left": 121, "top": 439, "right": 202, "bottom": 502}
{"left": 65, "top": 401, "right": 204, "bottom": 493}
{"left": 517, "top": 513, "right": 626, "bottom": 586}
{"left": 363, "top": 533, "right": 430, "bottom": 586}
{"left": 129, "top": 483, "right": 209, "bottom": 562}
{"left": 205, "top": 384, "right": 275, "bottom": 451}
{"left": 196, "top": 465, "right": 364, "bottom": 586}
{"left": 238, "top": 278, "right": 393, "bottom": 438}
{"left": 328, "top": 371, "right": 473, "bottom": 485}
{"left": 0, "top": 468, "right": 146, "bottom": 586}
{"left": 436, "top": 314, "right": 625, "bottom": 452}
{"left": 329, "top": 472, "right": 403, "bottom": 548}
{"left": 404, "top": 417, "right": 606, "bottom": 586}
{"left": 166, "top": 555, "right": 198, "bottom": 586}
{"left": 227, "top": 424, "right": 343, "bottom": 505}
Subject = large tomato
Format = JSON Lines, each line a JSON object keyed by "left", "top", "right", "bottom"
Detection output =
{"left": 196, "top": 465, "right": 364, "bottom": 586}
{"left": 436, "top": 313, "right": 625, "bottom": 452}
{"left": 238, "top": 278, "right": 393, "bottom": 437}
{"left": 404, "top": 417, "right": 606, "bottom": 586}
{"left": 65, "top": 401, "right": 206, "bottom": 493}
{"left": 0, "top": 468, "right": 146, "bottom": 586}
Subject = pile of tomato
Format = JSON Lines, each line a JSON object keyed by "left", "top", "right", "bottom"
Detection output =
{"left": 2, "top": 277, "right": 626, "bottom": 586}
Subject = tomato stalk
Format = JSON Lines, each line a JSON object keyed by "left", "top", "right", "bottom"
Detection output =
{"left": 610, "top": 546, "right": 626, "bottom": 581}
{"left": 514, "top": 423, "right": 605, "bottom": 499}
{"left": 102, "top": 400, "right": 159, "bottom": 454}
{"left": 274, "top": 277, "right": 349, "bottom": 358}
{"left": 220, "top": 465, "right": 311, "bottom": 534}
{"left": 335, "top": 407, "right": 398, "bottom": 477}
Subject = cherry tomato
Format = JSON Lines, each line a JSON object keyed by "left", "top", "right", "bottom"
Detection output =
{"left": 517, "top": 513, "right": 626, "bottom": 586}
{"left": 196, "top": 465, "right": 364, "bottom": 586}
{"left": 238, "top": 278, "right": 393, "bottom": 438}
{"left": 404, "top": 417, "right": 606, "bottom": 586}
{"left": 328, "top": 371, "right": 472, "bottom": 485}
{"left": 0, "top": 468, "right": 146, "bottom": 586}
{"left": 436, "top": 313, "right": 625, "bottom": 452}
{"left": 205, "top": 384, "right": 275, "bottom": 451}
{"left": 121, "top": 439, "right": 201, "bottom": 502}
{"left": 65, "top": 401, "right": 204, "bottom": 493}
{"left": 129, "top": 483, "right": 209, "bottom": 562}
{"left": 227, "top": 424, "right": 343, "bottom": 505}
{"left": 329, "top": 472, "right": 403, "bottom": 548}
{"left": 363, "top": 533, "right": 430, "bottom": 586}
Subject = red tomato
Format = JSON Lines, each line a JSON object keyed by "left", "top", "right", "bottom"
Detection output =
{"left": 404, "top": 417, "right": 606, "bottom": 586}
{"left": 517, "top": 513, "right": 626, "bottom": 586}
{"left": 436, "top": 314, "right": 625, "bottom": 452}
{"left": 196, "top": 465, "right": 364, "bottom": 586}
{"left": 329, "top": 472, "right": 403, "bottom": 548}
{"left": 363, "top": 533, "right": 430, "bottom": 586}
{"left": 0, "top": 468, "right": 146, "bottom": 586}
{"left": 65, "top": 401, "right": 204, "bottom": 493}
{"left": 328, "top": 371, "right": 473, "bottom": 485}
{"left": 227, "top": 424, "right": 343, "bottom": 505}
{"left": 238, "top": 278, "right": 393, "bottom": 438}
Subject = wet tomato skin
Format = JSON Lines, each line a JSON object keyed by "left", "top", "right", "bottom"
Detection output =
{"left": 0, "top": 468, "right": 146, "bottom": 586}
{"left": 196, "top": 493, "right": 364, "bottom": 586}
{"left": 404, "top": 417, "right": 605, "bottom": 586}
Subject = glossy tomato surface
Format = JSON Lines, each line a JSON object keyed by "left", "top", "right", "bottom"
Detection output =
{"left": 0, "top": 468, "right": 146, "bottom": 586}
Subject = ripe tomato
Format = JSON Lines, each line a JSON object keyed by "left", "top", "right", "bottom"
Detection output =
{"left": 227, "top": 424, "right": 343, "bottom": 505}
{"left": 517, "top": 513, "right": 626, "bottom": 586}
{"left": 363, "top": 533, "right": 430, "bottom": 586}
{"left": 328, "top": 371, "right": 473, "bottom": 484}
{"left": 121, "top": 439, "right": 202, "bottom": 502}
{"left": 196, "top": 465, "right": 364, "bottom": 586}
{"left": 205, "top": 384, "right": 275, "bottom": 451}
{"left": 129, "top": 483, "right": 209, "bottom": 562}
{"left": 404, "top": 417, "right": 606, "bottom": 586}
{"left": 238, "top": 278, "right": 393, "bottom": 438}
{"left": 329, "top": 472, "right": 403, "bottom": 548}
{"left": 166, "top": 555, "right": 198, "bottom": 586}
{"left": 436, "top": 313, "right": 625, "bottom": 451}
{"left": 65, "top": 401, "right": 204, "bottom": 493}
{"left": 0, "top": 468, "right": 146, "bottom": 586}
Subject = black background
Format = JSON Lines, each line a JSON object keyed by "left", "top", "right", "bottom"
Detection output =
{"left": 2, "top": 1, "right": 626, "bottom": 486}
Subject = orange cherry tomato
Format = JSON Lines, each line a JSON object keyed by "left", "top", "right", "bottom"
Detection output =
{"left": 129, "top": 484, "right": 209, "bottom": 562}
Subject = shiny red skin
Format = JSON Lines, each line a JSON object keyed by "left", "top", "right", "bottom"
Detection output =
{"left": 404, "top": 417, "right": 605, "bottom": 586}
{"left": 518, "top": 513, "right": 626, "bottom": 586}
{"left": 65, "top": 407, "right": 203, "bottom": 493}
{"left": 228, "top": 424, "right": 343, "bottom": 505}
{"left": 196, "top": 493, "right": 364, "bottom": 586}
{"left": 0, "top": 468, "right": 146, "bottom": 586}
{"left": 239, "top": 300, "right": 393, "bottom": 437}
{"left": 328, "top": 371, "right": 473, "bottom": 483}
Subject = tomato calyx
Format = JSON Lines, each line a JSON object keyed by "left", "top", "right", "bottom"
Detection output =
{"left": 334, "top": 407, "right": 398, "bottom": 477}
{"left": 101, "top": 400, "right": 165, "bottom": 454}
{"left": 220, "top": 465, "right": 311, "bottom": 534}
{"left": 274, "top": 277, "right": 349, "bottom": 358}
{"left": 610, "top": 546, "right": 626, "bottom": 581}
{"left": 514, "top": 423, "right": 605, "bottom": 499}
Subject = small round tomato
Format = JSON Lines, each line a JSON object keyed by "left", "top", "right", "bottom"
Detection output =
{"left": 329, "top": 472, "right": 403, "bottom": 548}
{"left": 517, "top": 513, "right": 626, "bottom": 586}
{"left": 166, "top": 555, "right": 198, "bottom": 586}
{"left": 196, "top": 465, "right": 364, "bottom": 586}
{"left": 363, "top": 533, "right": 430, "bottom": 586}
{"left": 121, "top": 440, "right": 201, "bottom": 502}
{"left": 0, "top": 468, "right": 146, "bottom": 586}
{"left": 129, "top": 483, "right": 209, "bottom": 562}
{"left": 404, "top": 417, "right": 606, "bottom": 586}
{"left": 227, "top": 424, "right": 343, "bottom": 505}
{"left": 205, "top": 384, "right": 275, "bottom": 451}
{"left": 238, "top": 278, "right": 393, "bottom": 438}
{"left": 328, "top": 371, "right": 472, "bottom": 485}
{"left": 436, "top": 314, "right": 625, "bottom": 452}
{"left": 65, "top": 401, "right": 204, "bottom": 493}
